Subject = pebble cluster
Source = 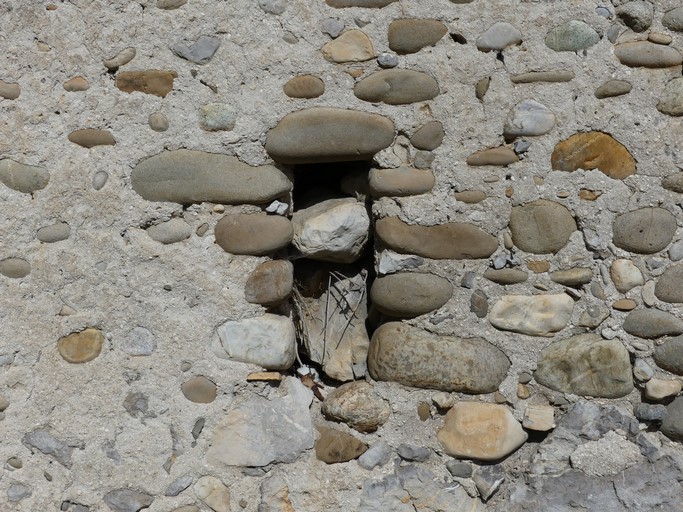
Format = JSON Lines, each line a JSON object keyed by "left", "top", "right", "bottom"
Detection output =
{"left": 3, "top": 0, "right": 683, "bottom": 510}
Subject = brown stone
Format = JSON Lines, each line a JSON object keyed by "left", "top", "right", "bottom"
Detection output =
{"left": 354, "top": 69, "right": 439, "bottom": 105}
{"left": 466, "top": 146, "right": 519, "bottom": 166}
{"left": 63, "top": 76, "right": 89, "bottom": 92}
{"left": 483, "top": 268, "right": 528, "bottom": 285}
{"left": 58, "top": 328, "right": 104, "bottom": 364}
{"left": 613, "top": 299, "right": 637, "bottom": 311}
{"left": 115, "top": 70, "right": 177, "bottom": 97}
{"left": 370, "top": 272, "right": 453, "bottom": 317}
{"left": 244, "top": 260, "right": 293, "bottom": 306}
{"left": 410, "top": 121, "right": 444, "bottom": 151}
{"left": 579, "top": 189, "right": 601, "bottom": 200}
{"left": 368, "top": 166, "right": 435, "bottom": 197}
{"left": 549, "top": 268, "right": 593, "bottom": 286}
{"left": 417, "top": 402, "right": 430, "bottom": 421}
{"left": 454, "top": 190, "right": 486, "bottom": 204}
{"left": 614, "top": 41, "right": 683, "bottom": 68}
{"left": 388, "top": 19, "right": 448, "bottom": 54}
{"left": 68, "top": 129, "right": 116, "bottom": 148}
{"left": 527, "top": 260, "right": 550, "bottom": 273}
{"left": 246, "top": 371, "right": 282, "bottom": 382}
{"left": 181, "top": 376, "right": 217, "bottom": 403}
{"left": 551, "top": 132, "right": 636, "bottom": 179}
{"left": 315, "top": 428, "right": 367, "bottom": 464}
{"left": 375, "top": 216, "right": 497, "bottom": 260}
{"left": 322, "top": 30, "right": 374, "bottom": 63}
{"left": 283, "top": 75, "right": 325, "bottom": 98}
{"left": 215, "top": 214, "right": 293, "bottom": 256}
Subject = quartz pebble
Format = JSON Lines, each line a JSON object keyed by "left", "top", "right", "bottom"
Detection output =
{"left": 503, "top": 100, "right": 555, "bottom": 140}
{"left": 611, "top": 259, "right": 644, "bottom": 293}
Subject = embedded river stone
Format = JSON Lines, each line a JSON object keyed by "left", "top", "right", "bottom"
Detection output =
{"left": 466, "top": 147, "right": 519, "bottom": 166}
{"left": 623, "top": 309, "right": 683, "bottom": 338}
{"left": 388, "top": 19, "right": 448, "bottom": 54}
{"left": 410, "top": 121, "right": 444, "bottom": 150}
{"left": 354, "top": 69, "right": 439, "bottom": 105}
{"left": 326, "top": 0, "right": 397, "bottom": 6}
{"left": 551, "top": 132, "right": 636, "bottom": 179}
{"left": 655, "top": 264, "right": 683, "bottom": 303}
{"left": 132, "top": 150, "right": 291, "bottom": 204}
{"left": 146, "top": 218, "right": 191, "bottom": 244}
{"left": 483, "top": 268, "right": 529, "bottom": 285}
{"left": 663, "top": 172, "right": 683, "bottom": 193}
{"left": 244, "top": 260, "right": 293, "bottom": 306}
{"left": 283, "top": 75, "right": 325, "bottom": 98}
{"left": 545, "top": 20, "right": 599, "bottom": 52}
{"left": 0, "top": 79, "right": 21, "bottom": 99}
{"left": 37, "top": 222, "right": 70, "bottom": 243}
{"left": 368, "top": 322, "right": 510, "bottom": 393}
{"left": 0, "top": 159, "right": 50, "bottom": 193}
{"left": 368, "top": 166, "right": 435, "bottom": 197}
{"left": 322, "top": 30, "right": 374, "bottom": 63}
{"left": 437, "top": 402, "right": 527, "bottom": 461}
{"left": 265, "top": 107, "right": 394, "bottom": 164}
{"left": 653, "top": 336, "right": 683, "bottom": 375}
{"left": 614, "top": 41, "right": 683, "bottom": 68}
{"left": 504, "top": 100, "right": 555, "bottom": 140}
{"left": 476, "top": 22, "right": 522, "bottom": 52}
{"left": 488, "top": 294, "right": 574, "bottom": 336}
{"left": 509, "top": 199, "right": 577, "bottom": 254}
{"left": 663, "top": 7, "right": 683, "bottom": 31}
{"left": 509, "top": 71, "right": 574, "bottom": 83}
{"left": 534, "top": 334, "right": 633, "bottom": 398}
{"left": 657, "top": 78, "right": 683, "bottom": 116}
{"left": 375, "top": 217, "right": 497, "bottom": 259}
{"left": 549, "top": 268, "right": 593, "bottom": 286}
{"left": 0, "top": 258, "right": 31, "bottom": 278}
{"left": 370, "top": 272, "right": 453, "bottom": 317}
{"left": 612, "top": 207, "right": 676, "bottom": 254}
{"left": 58, "top": 328, "right": 104, "bottom": 364}
{"left": 215, "top": 213, "right": 293, "bottom": 256}
{"left": 68, "top": 129, "right": 116, "bottom": 148}
{"left": 216, "top": 314, "right": 297, "bottom": 370}
{"left": 115, "top": 70, "right": 177, "bottom": 97}
{"left": 595, "top": 80, "right": 632, "bottom": 99}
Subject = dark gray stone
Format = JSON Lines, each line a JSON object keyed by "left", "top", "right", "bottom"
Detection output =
{"left": 446, "top": 460, "right": 472, "bottom": 478}
{"left": 164, "top": 474, "right": 193, "bottom": 497}
{"left": 634, "top": 404, "right": 667, "bottom": 422}
{"left": 473, "top": 464, "right": 505, "bottom": 501}
{"left": 613, "top": 208, "right": 676, "bottom": 254}
{"left": 397, "top": 444, "right": 430, "bottom": 462}
{"left": 661, "top": 397, "right": 683, "bottom": 441}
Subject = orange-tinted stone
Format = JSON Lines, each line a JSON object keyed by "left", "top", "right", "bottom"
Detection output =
{"left": 551, "top": 132, "right": 636, "bottom": 179}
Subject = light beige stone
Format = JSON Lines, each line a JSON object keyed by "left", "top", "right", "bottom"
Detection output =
{"left": 488, "top": 294, "right": 574, "bottom": 336}
{"left": 322, "top": 30, "right": 374, "bottom": 63}
{"left": 645, "top": 378, "right": 682, "bottom": 401}
{"left": 437, "top": 402, "right": 528, "bottom": 461}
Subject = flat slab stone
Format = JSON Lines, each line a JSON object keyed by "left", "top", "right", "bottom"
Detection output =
{"left": 265, "top": 107, "right": 394, "bottom": 164}
{"left": 368, "top": 322, "right": 510, "bottom": 393}
{"left": 509, "top": 199, "right": 577, "bottom": 254}
{"left": 488, "top": 294, "right": 574, "bottom": 336}
{"left": 132, "top": 150, "right": 291, "bottom": 204}
{"left": 354, "top": 69, "right": 439, "bottom": 105}
{"left": 0, "top": 159, "right": 50, "bottom": 193}
{"left": 370, "top": 272, "right": 453, "bottom": 317}
{"left": 216, "top": 314, "right": 296, "bottom": 370}
{"left": 437, "top": 402, "right": 528, "bottom": 461}
{"left": 388, "top": 19, "right": 448, "bottom": 54}
{"left": 623, "top": 309, "right": 683, "bottom": 338}
{"left": 115, "top": 70, "right": 177, "bottom": 97}
{"left": 375, "top": 216, "right": 498, "bottom": 260}
{"left": 653, "top": 335, "right": 683, "bottom": 375}
{"left": 551, "top": 132, "right": 636, "bottom": 179}
{"left": 612, "top": 207, "right": 676, "bottom": 254}
{"left": 215, "top": 213, "right": 293, "bottom": 256}
{"left": 535, "top": 334, "right": 633, "bottom": 398}
{"left": 206, "top": 378, "right": 314, "bottom": 467}
{"left": 368, "top": 166, "right": 435, "bottom": 197}
{"left": 614, "top": 41, "right": 683, "bottom": 67}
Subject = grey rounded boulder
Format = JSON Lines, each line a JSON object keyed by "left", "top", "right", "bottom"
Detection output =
{"left": 370, "top": 272, "right": 453, "bottom": 317}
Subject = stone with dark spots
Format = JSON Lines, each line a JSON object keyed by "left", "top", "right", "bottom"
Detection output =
{"left": 509, "top": 199, "right": 577, "bottom": 254}
{"left": 354, "top": 69, "right": 439, "bottom": 105}
{"left": 375, "top": 216, "right": 497, "bottom": 260}
{"left": 613, "top": 208, "right": 676, "bottom": 254}
{"left": 368, "top": 322, "right": 510, "bottom": 393}
{"left": 534, "top": 334, "right": 633, "bottom": 398}
{"left": 265, "top": 107, "right": 394, "bottom": 164}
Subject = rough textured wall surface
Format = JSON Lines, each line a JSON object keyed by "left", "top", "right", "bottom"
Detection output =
{"left": 3, "top": 0, "right": 683, "bottom": 511}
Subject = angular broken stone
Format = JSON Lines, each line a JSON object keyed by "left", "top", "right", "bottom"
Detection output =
{"left": 437, "top": 402, "right": 528, "bottom": 461}
{"left": 315, "top": 427, "right": 368, "bottom": 463}
{"left": 103, "top": 489, "right": 154, "bottom": 512}
{"left": 488, "top": 294, "right": 574, "bottom": 336}
{"left": 322, "top": 30, "right": 374, "bottom": 62}
{"left": 375, "top": 216, "right": 497, "bottom": 259}
{"left": 534, "top": 334, "right": 634, "bottom": 398}
{"left": 368, "top": 322, "right": 510, "bottom": 393}
{"left": 193, "top": 476, "right": 230, "bottom": 512}
{"left": 206, "top": 378, "right": 314, "bottom": 467}
{"left": 171, "top": 35, "right": 221, "bottom": 64}
{"left": 551, "top": 132, "right": 637, "bottom": 179}
{"left": 132, "top": 150, "right": 291, "bottom": 205}
{"left": 265, "top": 107, "right": 395, "bottom": 164}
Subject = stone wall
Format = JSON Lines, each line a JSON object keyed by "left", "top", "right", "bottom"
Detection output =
{"left": 2, "top": 0, "right": 683, "bottom": 510}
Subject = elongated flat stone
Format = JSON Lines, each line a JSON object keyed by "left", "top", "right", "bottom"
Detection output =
{"left": 0, "top": 159, "right": 49, "bottom": 193}
{"left": 535, "top": 334, "right": 633, "bottom": 398}
{"left": 68, "top": 129, "right": 116, "bottom": 148}
{"left": 467, "top": 147, "right": 519, "bottom": 166}
{"left": 368, "top": 166, "right": 435, "bottom": 197}
{"left": 368, "top": 322, "right": 510, "bottom": 393}
{"left": 613, "top": 207, "right": 676, "bottom": 254}
{"left": 488, "top": 294, "right": 574, "bottom": 336}
{"left": 551, "top": 132, "right": 636, "bottom": 179}
{"left": 376, "top": 217, "right": 497, "bottom": 260}
{"left": 614, "top": 41, "right": 683, "bottom": 67}
{"left": 115, "top": 70, "right": 177, "bottom": 97}
{"left": 510, "top": 71, "right": 574, "bottom": 83}
{"left": 370, "top": 272, "right": 452, "bottom": 317}
{"left": 265, "top": 107, "right": 394, "bottom": 164}
{"left": 132, "top": 150, "right": 292, "bottom": 204}
{"left": 623, "top": 309, "right": 683, "bottom": 338}
{"left": 388, "top": 19, "right": 448, "bottom": 54}
{"left": 215, "top": 213, "right": 292, "bottom": 256}
{"left": 354, "top": 69, "right": 439, "bottom": 105}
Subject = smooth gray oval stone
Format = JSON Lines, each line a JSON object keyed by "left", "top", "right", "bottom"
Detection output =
{"left": 612, "top": 207, "right": 676, "bottom": 254}
{"left": 37, "top": 222, "right": 71, "bottom": 243}
{"left": 509, "top": 199, "right": 577, "bottom": 254}
{"left": 595, "top": 80, "right": 632, "bottom": 99}
{"left": 370, "top": 272, "right": 453, "bottom": 317}
{"left": 0, "top": 159, "right": 49, "bottom": 193}
{"left": 265, "top": 107, "right": 394, "bottom": 164}
{"left": 132, "top": 149, "right": 291, "bottom": 204}
{"left": 368, "top": 322, "right": 510, "bottom": 393}
{"left": 535, "top": 334, "right": 633, "bottom": 398}
{"left": 354, "top": 69, "right": 439, "bottom": 105}
{"left": 146, "top": 218, "right": 191, "bottom": 244}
